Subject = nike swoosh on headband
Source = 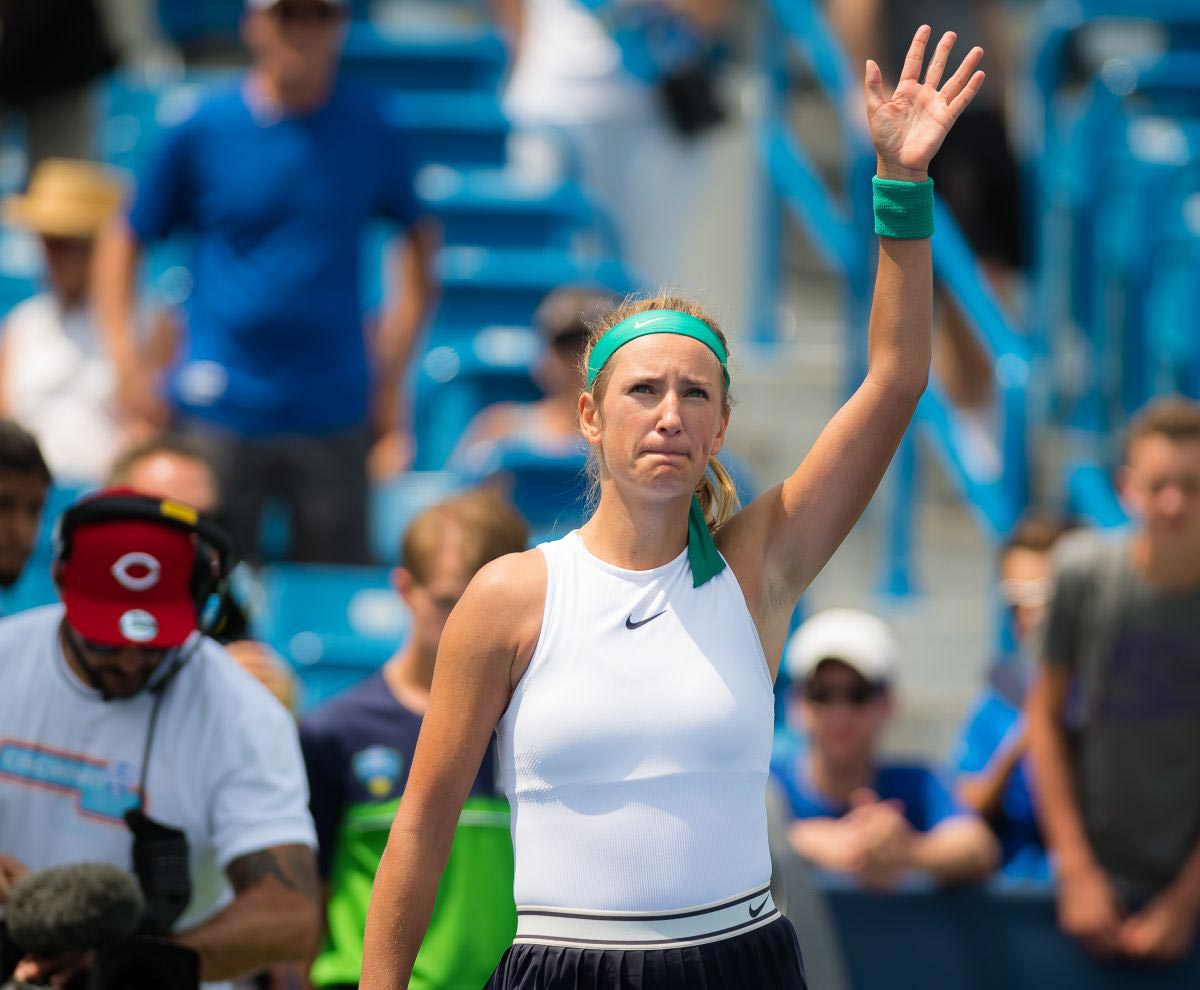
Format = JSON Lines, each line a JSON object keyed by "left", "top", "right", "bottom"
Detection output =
{"left": 631, "top": 315, "right": 670, "bottom": 330}
{"left": 625, "top": 610, "right": 667, "bottom": 630}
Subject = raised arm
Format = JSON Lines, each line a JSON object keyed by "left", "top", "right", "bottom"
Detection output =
{"left": 359, "top": 550, "right": 545, "bottom": 990}
{"left": 722, "top": 27, "right": 984, "bottom": 648}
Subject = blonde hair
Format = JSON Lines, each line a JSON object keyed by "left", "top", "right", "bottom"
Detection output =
{"left": 402, "top": 490, "right": 529, "bottom": 583}
{"left": 582, "top": 294, "right": 740, "bottom": 534}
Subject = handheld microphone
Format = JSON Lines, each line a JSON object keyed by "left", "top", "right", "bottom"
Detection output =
{"left": 6, "top": 864, "right": 143, "bottom": 957}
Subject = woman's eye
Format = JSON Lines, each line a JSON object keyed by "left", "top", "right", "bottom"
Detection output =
{"left": 687, "top": 388, "right": 709, "bottom": 399}
{"left": 630, "top": 383, "right": 653, "bottom": 394}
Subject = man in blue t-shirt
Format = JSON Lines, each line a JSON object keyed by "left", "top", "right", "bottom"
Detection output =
{"left": 771, "top": 609, "right": 999, "bottom": 889}
{"left": 94, "top": 0, "right": 435, "bottom": 564}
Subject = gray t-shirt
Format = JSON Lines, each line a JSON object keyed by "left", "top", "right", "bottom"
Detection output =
{"left": 1042, "top": 530, "right": 1200, "bottom": 904}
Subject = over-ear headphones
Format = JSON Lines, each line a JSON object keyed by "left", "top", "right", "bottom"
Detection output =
{"left": 53, "top": 493, "right": 237, "bottom": 636}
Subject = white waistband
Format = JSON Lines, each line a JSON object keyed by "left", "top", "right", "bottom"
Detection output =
{"left": 514, "top": 885, "right": 779, "bottom": 950}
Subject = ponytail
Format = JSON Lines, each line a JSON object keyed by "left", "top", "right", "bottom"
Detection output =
{"left": 695, "top": 457, "right": 740, "bottom": 533}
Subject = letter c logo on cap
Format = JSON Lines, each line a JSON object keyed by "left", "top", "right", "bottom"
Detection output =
{"left": 112, "top": 552, "right": 162, "bottom": 592}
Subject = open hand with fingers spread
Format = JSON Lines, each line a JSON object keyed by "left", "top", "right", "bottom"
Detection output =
{"left": 865, "top": 26, "right": 986, "bottom": 181}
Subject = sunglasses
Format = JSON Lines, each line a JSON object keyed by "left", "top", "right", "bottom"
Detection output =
{"left": 79, "top": 636, "right": 171, "bottom": 659}
{"left": 271, "top": 1, "right": 343, "bottom": 23}
{"left": 804, "top": 682, "right": 883, "bottom": 707}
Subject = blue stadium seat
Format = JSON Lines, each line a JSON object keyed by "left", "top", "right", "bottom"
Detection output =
{"left": 369, "top": 471, "right": 463, "bottom": 565}
{"left": 0, "top": 561, "right": 59, "bottom": 617}
{"left": 252, "top": 564, "right": 408, "bottom": 710}
{"left": 340, "top": 24, "right": 507, "bottom": 93}
{"left": 100, "top": 73, "right": 216, "bottom": 176}
{"left": 0, "top": 227, "right": 39, "bottom": 321}
{"left": 417, "top": 169, "right": 617, "bottom": 254}
{"left": 433, "top": 248, "right": 635, "bottom": 346}
{"left": 383, "top": 92, "right": 509, "bottom": 171}
{"left": 453, "top": 440, "right": 590, "bottom": 538}
{"left": 412, "top": 327, "right": 544, "bottom": 470}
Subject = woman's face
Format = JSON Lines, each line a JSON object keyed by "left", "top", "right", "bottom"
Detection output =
{"left": 580, "top": 334, "right": 729, "bottom": 501}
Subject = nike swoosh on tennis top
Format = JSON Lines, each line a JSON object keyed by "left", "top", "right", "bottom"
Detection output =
{"left": 625, "top": 610, "right": 667, "bottom": 629}
{"left": 748, "top": 896, "right": 770, "bottom": 918}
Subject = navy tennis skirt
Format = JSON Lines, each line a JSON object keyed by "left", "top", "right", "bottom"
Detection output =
{"left": 484, "top": 915, "right": 807, "bottom": 990}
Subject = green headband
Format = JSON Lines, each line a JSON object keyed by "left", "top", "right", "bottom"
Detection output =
{"left": 586, "top": 310, "right": 730, "bottom": 389}
{"left": 587, "top": 309, "right": 731, "bottom": 587}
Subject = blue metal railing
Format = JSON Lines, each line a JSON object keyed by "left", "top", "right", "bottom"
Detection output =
{"left": 757, "top": 0, "right": 1031, "bottom": 595}
{"left": 1022, "top": 4, "right": 1200, "bottom": 530}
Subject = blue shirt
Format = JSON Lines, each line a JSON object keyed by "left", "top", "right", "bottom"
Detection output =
{"left": 298, "top": 670, "right": 498, "bottom": 878}
{"left": 953, "top": 665, "right": 1049, "bottom": 881}
{"left": 770, "top": 736, "right": 966, "bottom": 832}
{"left": 129, "top": 78, "right": 419, "bottom": 436}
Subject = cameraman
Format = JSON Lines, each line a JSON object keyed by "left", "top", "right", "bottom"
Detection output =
{"left": 0, "top": 488, "right": 319, "bottom": 986}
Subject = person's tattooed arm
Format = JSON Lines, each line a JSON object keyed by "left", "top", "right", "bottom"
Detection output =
{"left": 172, "top": 845, "right": 321, "bottom": 982}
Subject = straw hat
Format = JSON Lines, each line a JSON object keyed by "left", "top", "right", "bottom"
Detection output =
{"left": 3, "top": 159, "right": 126, "bottom": 239}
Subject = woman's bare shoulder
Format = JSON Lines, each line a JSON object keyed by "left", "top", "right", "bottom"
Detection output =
{"left": 467, "top": 547, "right": 546, "bottom": 606}
{"left": 453, "top": 548, "right": 547, "bottom": 689}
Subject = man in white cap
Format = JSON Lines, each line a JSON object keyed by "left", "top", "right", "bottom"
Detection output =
{"left": 771, "top": 608, "right": 998, "bottom": 889}
{"left": 95, "top": 0, "right": 436, "bottom": 564}
{"left": 1, "top": 158, "right": 128, "bottom": 483}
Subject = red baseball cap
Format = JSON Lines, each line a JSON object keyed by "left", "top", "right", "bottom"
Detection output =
{"left": 59, "top": 501, "right": 200, "bottom": 649}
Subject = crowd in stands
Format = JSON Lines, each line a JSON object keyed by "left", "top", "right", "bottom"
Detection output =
{"left": 2, "top": 0, "right": 1200, "bottom": 988}
{"left": 3, "top": 395, "right": 1200, "bottom": 985}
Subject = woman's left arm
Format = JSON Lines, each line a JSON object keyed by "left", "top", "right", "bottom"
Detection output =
{"left": 724, "top": 27, "right": 984, "bottom": 611}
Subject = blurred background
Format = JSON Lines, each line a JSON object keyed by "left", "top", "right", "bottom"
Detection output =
{"left": 2, "top": 0, "right": 1199, "bottom": 986}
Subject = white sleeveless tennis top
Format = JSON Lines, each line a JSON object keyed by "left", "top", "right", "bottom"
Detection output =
{"left": 496, "top": 530, "right": 775, "bottom": 912}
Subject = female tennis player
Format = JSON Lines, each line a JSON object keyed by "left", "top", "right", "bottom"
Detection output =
{"left": 361, "top": 25, "right": 985, "bottom": 990}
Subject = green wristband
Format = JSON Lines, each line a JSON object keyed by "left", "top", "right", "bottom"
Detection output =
{"left": 872, "top": 176, "right": 935, "bottom": 239}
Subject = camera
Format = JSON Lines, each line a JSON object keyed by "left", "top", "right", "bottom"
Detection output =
{"left": 2, "top": 926, "right": 199, "bottom": 990}
{"left": 82, "top": 937, "right": 200, "bottom": 990}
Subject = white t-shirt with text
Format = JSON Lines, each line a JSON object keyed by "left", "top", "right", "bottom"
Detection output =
{"left": 0, "top": 605, "right": 316, "bottom": 931}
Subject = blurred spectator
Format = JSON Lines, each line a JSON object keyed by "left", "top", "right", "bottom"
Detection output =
{"left": 0, "top": 420, "right": 50, "bottom": 591}
{"left": 451, "top": 286, "right": 615, "bottom": 472}
{"left": 0, "top": 488, "right": 318, "bottom": 985}
{"left": 0, "top": 0, "right": 116, "bottom": 170}
{"left": 1028, "top": 397, "right": 1200, "bottom": 963}
{"left": 94, "top": 0, "right": 437, "bottom": 565}
{"left": 495, "top": 0, "right": 735, "bottom": 285}
{"left": 773, "top": 608, "right": 999, "bottom": 889}
{"left": 107, "top": 433, "right": 297, "bottom": 709}
{"left": 952, "top": 514, "right": 1078, "bottom": 881}
{"left": 0, "top": 159, "right": 127, "bottom": 484}
{"left": 108, "top": 433, "right": 220, "bottom": 516}
{"left": 300, "top": 490, "right": 528, "bottom": 990}
{"left": 827, "top": 1, "right": 1021, "bottom": 476}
